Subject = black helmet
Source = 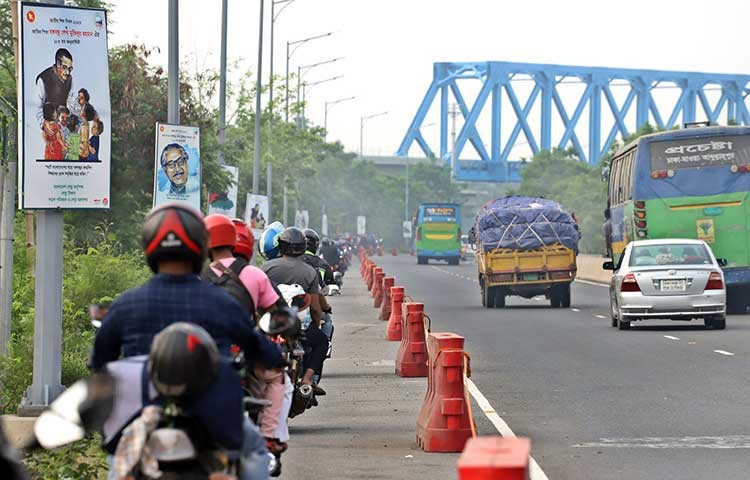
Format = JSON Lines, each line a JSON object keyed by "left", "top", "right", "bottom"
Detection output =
{"left": 142, "top": 202, "right": 207, "bottom": 273}
{"left": 321, "top": 237, "right": 333, "bottom": 247}
{"left": 278, "top": 227, "right": 307, "bottom": 256}
{"left": 148, "top": 322, "right": 219, "bottom": 398}
{"left": 303, "top": 228, "right": 320, "bottom": 253}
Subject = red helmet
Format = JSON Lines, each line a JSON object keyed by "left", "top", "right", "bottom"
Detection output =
{"left": 232, "top": 218, "right": 254, "bottom": 260}
{"left": 142, "top": 202, "right": 207, "bottom": 273}
{"left": 205, "top": 214, "right": 236, "bottom": 249}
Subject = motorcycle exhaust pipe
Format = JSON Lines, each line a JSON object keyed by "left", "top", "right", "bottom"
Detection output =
{"left": 298, "top": 384, "right": 313, "bottom": 398}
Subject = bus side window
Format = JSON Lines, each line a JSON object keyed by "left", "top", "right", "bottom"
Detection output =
{"left": 611, "top": 158, "right": 623, "bottom": 204}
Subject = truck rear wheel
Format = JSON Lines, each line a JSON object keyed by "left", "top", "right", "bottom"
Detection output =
{"left": 481, "top": 280, "right": 493, "bottom": 308}
{"left": 560, "top": 284, "right": 571, "bottom": 308}
{"left": 493, "top": 287, "right": 506, "bottom": 308}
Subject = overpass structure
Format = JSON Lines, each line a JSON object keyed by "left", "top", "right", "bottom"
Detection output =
{"left": 396, "top": 61, "right": 750, "bottom": 182}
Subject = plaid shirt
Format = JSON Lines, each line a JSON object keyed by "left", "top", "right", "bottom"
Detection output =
{"left": 90, "top": 273, "right": 281, "bottom": 370}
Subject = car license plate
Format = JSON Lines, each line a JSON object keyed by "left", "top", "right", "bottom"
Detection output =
{"left": 661, "top": 279, "right": 686, "bottom": 292}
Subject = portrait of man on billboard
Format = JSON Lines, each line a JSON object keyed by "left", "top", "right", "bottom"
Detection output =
{"left": 159, "top": 143, "right": 189, "bottom": 194}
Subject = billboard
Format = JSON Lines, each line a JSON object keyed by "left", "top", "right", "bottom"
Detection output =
{"left": 357, "top": 215, "right": 366, "bottom": 235}
{"left": 295, "top": 210, "right": 309, "bottom": 229}
{"left": 18, "top": 2, "right": 111, "bottom": 209}
{"left": 207, "top": 164, "right": 239, "bottom": 218}
{"left": 245, "top": 194, "right": 269, "bottom": 230}
{"left": 153, "top": 123, "right": 201, "bottom": 210}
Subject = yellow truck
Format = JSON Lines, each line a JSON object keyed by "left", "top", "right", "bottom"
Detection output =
{"left": 472, "top": 197, "right": 579, "bottom": 308}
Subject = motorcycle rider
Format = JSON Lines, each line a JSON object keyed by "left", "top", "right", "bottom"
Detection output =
{"left": 202, "top": 214, "right": 289, "bottom": 456}
{"left": 262, "top": 227, "right": 328, "bottom": 396}
{"left": 320, "top": 237, "right": 341, "bottom": 270}
{"left": 301, "top": 229, "right": 335, "bottom": 348}
{"left": 90, "top": 202, "right": 282, "bottom": 480}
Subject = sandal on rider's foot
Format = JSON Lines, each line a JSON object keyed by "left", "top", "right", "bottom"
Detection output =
{"left": 265, "top": 438, "right": 288, "bottom": 454}
{"left": 311, "top": 384, "right": 326, "bottom": 396}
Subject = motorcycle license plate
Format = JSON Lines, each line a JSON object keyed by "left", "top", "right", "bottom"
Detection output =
{"left": 660, "top": 279, "right": 686, "bottom": 292}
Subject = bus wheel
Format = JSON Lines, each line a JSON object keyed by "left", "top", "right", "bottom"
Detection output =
{"left": 417, "top": 256, "right": 427, "bottom": 265}
{"left": 448, "top": 257, "right": 460, "bottom": 266}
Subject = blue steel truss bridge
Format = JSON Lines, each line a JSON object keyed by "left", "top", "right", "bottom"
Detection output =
{"left": 396, "top": 61, "right": 750, "bottom": 182}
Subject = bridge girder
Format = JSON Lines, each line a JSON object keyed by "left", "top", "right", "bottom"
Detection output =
{"left": 396, "top": 61, "right": 750, "bottom": 182}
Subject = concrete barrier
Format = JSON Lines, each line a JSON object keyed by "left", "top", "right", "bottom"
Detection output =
{"left": 576, "top": 254, "right": 611, "bottom": 285}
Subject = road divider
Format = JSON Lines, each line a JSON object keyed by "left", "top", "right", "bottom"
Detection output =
{"left": 386, "top": 286, "right": 405, "bottom": 341}
{"left": 379, "top": 277, "right": 395, "bottom": 320}
{"left": 372, "top": 269, "right": 385, "bottom": 306}
{"left": 576, "top": 254, "right": 612, "bottom": 284}
{"left": 457, "top": 436, "right": 531, "bottom": 480}
{"left": 417, "top": 332, "right": 474, "bottom": 452}
{"left": 396, "top": 302, "right": 429, "bottom": 377}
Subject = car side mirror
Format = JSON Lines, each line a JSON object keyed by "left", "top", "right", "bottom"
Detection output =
{"left": 602, "top": 261, "right": 615, "bottom": 271}
{"left": 717, "top": 258, "right": 728, "bottom": 267}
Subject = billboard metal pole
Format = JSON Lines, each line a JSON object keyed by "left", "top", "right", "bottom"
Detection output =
{"left": 218, "top": 0, "right": 227, "bottom": 164}
{"left": 253, "top": 0, "right": 264, "bottom": 194}
{"left": 22, "top": 0, "right": 65, "bottom": 411}
{"left": 168, "top": 0, "right": 179, "bottom": 125}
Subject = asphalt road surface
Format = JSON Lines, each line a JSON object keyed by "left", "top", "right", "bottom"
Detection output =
{"left": 373, "top": 254, "right": 750, "bottom": 480}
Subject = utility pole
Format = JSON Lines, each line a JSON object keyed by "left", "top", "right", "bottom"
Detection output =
{"left": 449, "top": 103, "right": 459, "bottom": 177}
{"left": 218, "top": 0, "right": 228, "bottom": 166}
{"left": 253, "top": 0, "right": 264, "bottom": 194}
{"left": 168, "top": 0, "right": 179, "bottom": 124}
{"left": 404, "top": 157, "right": 410, "bottom": 250}
{"left": 324, "top": 96, "right": 355, "bottom": 140}
{"left": 0, "top": 107, "right": 14, "bottom": 357}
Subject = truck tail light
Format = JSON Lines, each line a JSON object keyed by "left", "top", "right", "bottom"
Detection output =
{"left": 705, "top": 272, "right": 724, "bottom": 290}
{"left": 621, "top": 273, "right": 641, "bottom": 292}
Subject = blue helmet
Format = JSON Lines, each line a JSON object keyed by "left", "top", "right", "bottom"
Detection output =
{"left": 258, "top": 221, "right": 285, "bottom": 260}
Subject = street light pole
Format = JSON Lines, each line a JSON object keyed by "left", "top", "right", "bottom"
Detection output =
{"left": 301, "top": 75, "right": 343, "bottom": 128}
{"left": 324, "top": 96, "right": 356, "bottom": 140}
{"left": 253, "top": 0, "right": 265, "bottom": 194}
{"left": 218, "top": 0, "right": 228, "bottom": 165}
{"left": 285, "top": 32, "right": 334, "bottom": 123}
{"left": 295, "top": 57, "right": 344, "bottom": 127}
{"left": 359, "top": 111, "right": 388, "bottom": 160}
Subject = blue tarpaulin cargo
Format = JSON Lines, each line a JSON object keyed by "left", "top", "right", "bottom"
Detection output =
{"left": 474, "top": 197, "right": 580, "bottom": 252}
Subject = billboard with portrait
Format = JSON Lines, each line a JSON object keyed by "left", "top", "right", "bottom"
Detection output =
{"left": 207, "top": 165, "right": 239, "bottom": 218}
{"left": 153, "top": 123, "right": 201, "bottom": 210}
{"left": 18, "top": 2, "right": 111, "bottom": 209}
{"left": 245, "top": 194, "right": 269, "bottom": 230}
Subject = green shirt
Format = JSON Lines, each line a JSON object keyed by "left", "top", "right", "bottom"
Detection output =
{"left": 66, "top": 132, "right": 80, "bottom": 160}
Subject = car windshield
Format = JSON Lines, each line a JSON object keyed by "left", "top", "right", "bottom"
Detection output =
{"left": 629, "top": 244, "right": 712, "bottom": 267}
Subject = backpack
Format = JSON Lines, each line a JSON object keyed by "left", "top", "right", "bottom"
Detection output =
{"left": 201, "top": 258, "right": 256, "bottom": 319}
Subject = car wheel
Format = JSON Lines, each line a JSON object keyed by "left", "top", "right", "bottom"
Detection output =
{"left": 610, "top": 296, "right": 619, "bottom": 327}
{"left": 706, "top": 315, "right": 726, "bottom": 330}
{"left": 618, "top": 316, "right": 631, "bottom": 330}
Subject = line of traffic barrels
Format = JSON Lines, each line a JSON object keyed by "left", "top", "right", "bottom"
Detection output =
{"left": 358, "top": 254, "right": 533, "bottom": 479}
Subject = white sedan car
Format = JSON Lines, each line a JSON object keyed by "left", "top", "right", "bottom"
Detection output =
{"left": 603, "top": 239, "right": 727, "bottom": 330}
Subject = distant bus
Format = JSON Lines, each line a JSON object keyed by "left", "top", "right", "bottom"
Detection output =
{"left": 414, "top": 203, "right": 461, "bottom": 265}
{"left": 604, "top": 126, "right": 750, "bottom": 305}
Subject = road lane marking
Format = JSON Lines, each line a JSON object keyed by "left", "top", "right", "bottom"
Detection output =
{"left": 571, "top": 308, "right": 581, "bottom": 312}
{"left": 714, "top": 350, "right": 735, "bottom": 356}
{"left": 594, "top": 314, "right": 606, "bottom": 319}
{"left": 663, "top": 335, "right": 680, "bottom": 340}
{"left": 575, "top": 435, "right": 750, "bottom": 449}
{"left": 467, "top": 379, "right": 549, "bottom": 480}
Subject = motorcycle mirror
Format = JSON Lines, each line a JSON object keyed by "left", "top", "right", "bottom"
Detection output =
{"left": 33, "top": 374, "right": 115, "bottom": 449}
{"left": 90, "top": 319, "right": 102, "bottom": 329}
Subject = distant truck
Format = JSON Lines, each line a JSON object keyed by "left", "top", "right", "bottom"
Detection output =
{"left": 414, "top": 203, "right": 461, "bottom": 265}
{"left": 471, "top": 197, "right": 579, "bottom": 308}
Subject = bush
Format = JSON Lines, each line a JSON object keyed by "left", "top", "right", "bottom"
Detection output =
{"left": 0, "top": 218, "right": 150, "bottom": 413}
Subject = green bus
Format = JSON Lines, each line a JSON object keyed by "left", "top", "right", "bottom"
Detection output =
{"left": 414, "top": 203, "right": 461, "bottom": 265}
{"left": 604, "top": 126, "right": 750, "bottom": 307}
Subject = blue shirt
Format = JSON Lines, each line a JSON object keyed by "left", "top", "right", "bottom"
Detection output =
{"left": 90, "top": 273, "right": 281, "bottom": 370}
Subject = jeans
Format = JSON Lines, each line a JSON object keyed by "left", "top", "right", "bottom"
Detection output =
{"left": 241, "top": 417, "right": 270, "bottom": 480}
{"left": 302, "top": 325, "right": 328, "bottom": 378}
{"left": 321, "top": 312, "right": 334, "bottom": 342}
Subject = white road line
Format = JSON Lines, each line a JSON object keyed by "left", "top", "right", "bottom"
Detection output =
{"left": 467, "top": 379, "right": 549, "bottom": 480}
{"left": 663, "top": 335, "right": 680, "bottom": 340}
{"left": 571, "top": 308, "right": 581, "bottom": 312}
{"left": 574, "top": 279, "right": 608, "bottom": 288}
{"left": 714, "top": 350, "right": 735, "bottom": 356}
{"left": 594, "top": 314, "right": 606, "bottom": 319}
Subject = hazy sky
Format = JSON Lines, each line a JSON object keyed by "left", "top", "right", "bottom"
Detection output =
{"left": 108, "top": 0, "right": 750, "bottom": 159}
